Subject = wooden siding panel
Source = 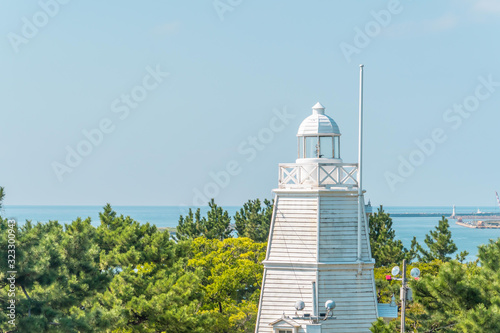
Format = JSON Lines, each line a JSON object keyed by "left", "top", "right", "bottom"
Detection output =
{"left": 257, "top": 269, "right": 316, "bottom": 333}
{"left": 319, "top": 196, "right": 372, "bottom": 262}
{"left": 318, "top": 269, "right": 377, "bottom": 332}
{"left": 268, "top": 197, "right": 318, "bottom": 263}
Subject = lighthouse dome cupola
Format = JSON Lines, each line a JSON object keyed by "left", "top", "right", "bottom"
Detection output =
{"left": 296, "top": 102, "right": 342, "bottom": 163}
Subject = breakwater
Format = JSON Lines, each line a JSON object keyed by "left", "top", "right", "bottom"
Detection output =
{"left": 390, "top": 212, "right": 500, "bottom": 218}
{"left": 456, "top": 221, "right": 500, "bottom": 229}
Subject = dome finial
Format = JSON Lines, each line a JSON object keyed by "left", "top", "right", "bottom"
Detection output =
{"left": 312, "top": 102, "right": 325, "bottom": 115}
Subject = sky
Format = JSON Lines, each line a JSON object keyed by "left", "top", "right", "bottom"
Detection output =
{"left": 1, "top": 0, "right": 500, "bottom": 207}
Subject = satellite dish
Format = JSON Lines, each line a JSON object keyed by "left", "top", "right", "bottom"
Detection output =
{"left": 410, "top": 267, "right": 421, "bottom": 278}
{"left": 325, "top": 300, "right": 336, "bottom": 310}
{"left": 295, "top": 300, "right": 305, "bottom": 311}
{"left": 391, "top": 266, "right": 400, "bottom": 276}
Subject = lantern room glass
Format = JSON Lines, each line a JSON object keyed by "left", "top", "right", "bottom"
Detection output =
{"left": 299, "top": 136, "right": 340, "bottom": 159}
{"left": 319, "top": 136, "right": 333, "bottom": 159}
{"left": 305, "top": 137, "right": 317, "bottom": 158}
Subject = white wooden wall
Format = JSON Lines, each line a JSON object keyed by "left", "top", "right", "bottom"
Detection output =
{"left": 267, "top": 196, "right": 318, "bottom": 263}
{"left": 319, "top": 194, "right": 371, "bottom": 262}
{"left": 257, "top": 268, "right": 316, "bottom": 333}
{"left": 318, "top": 268, "right": 378, "bottom": 332}
{"left": 256, "top": 191, "right": 377, "bottom": 333}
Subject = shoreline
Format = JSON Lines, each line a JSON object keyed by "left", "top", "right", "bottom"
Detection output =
{"left": 456, "top": 221, "right": 500, "bottom": 229}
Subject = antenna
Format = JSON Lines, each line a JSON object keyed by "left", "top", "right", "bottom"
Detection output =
{"left": 357, "top": 64, "right": 364, "bottom": 261}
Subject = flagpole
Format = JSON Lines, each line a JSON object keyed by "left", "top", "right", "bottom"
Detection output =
{"left": 357, "top": 64, "right": 364, "bottom": 261}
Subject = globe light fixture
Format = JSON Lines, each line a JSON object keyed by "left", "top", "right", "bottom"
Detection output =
{"left": 325, "top": 300, "right": 336, "bottom": 310}
{"left": 295, "top": 300, "right": 305, "bottom": 311}
{"left": 410, "top": 267, "right": 421, "bottom": 279}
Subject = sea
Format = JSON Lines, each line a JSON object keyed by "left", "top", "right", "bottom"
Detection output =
{"left": 2, "top": 205, "right": 500, "bottom": 262}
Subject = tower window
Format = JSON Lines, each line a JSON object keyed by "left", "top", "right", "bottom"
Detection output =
{"left": 319, "top": 136, "right": 333, "bottom": 159}
{"left": 305, "top": 137, "right": 318, "bottom": 158}
{"left": 299, "top": 135, "right": 340, "bottom": 159}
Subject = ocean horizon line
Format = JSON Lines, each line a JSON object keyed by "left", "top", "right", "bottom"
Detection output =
{"left": 3, "top": 204, "right": 498, "bottom": 207}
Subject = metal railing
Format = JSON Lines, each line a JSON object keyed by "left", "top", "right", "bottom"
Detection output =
{"left": 278, "top": 163, "right": 358, "bottom": 189}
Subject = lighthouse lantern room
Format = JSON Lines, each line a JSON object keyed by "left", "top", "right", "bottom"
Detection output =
{"left": 255, "top": 97, "right": 380, "bottom": 332}
{"left": 297, "top": 102, "right": 341, "bottom": 162}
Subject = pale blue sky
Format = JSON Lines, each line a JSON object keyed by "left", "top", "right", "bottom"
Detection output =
{"left": 1, "top": 0, "right": 500, "bottom": 207}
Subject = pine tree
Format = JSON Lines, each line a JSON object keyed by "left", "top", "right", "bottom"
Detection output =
{"left": 97, "top": 203, "right": 175, "bottom": 269}
{"left": 417, "top": 216, "right": 462, "bottom": 262}
{"left": 409, "top": 260, "right": 483, "bottom": 332}
{"left": 98, "top": 260, "right": 212, "bottom": 333}
{"left": 92, "top": 205, "right": 207, "bottom": 332}
{"left": 234, "top": 198, "right": 273, "bottom": 242}
{"left": 0, "top": 218, "right": 112, "bottom": 332}
{"left": 176, "top": 199, "right": 232, "bottom": 241}
{"left": 369, "top": 206, "right": 418, "bottom": 267}
{"left": 374, "top": 238, "right": 500, "bottom": 332}
{"left": 0, "top": 186, "right": 4, "bottom": 210}
{"left": 457, "top": 239, "right": 500, "bottom": 331}
{"left": 176, "top": 207, "right": 204, "bottom": 240}
{"left": 204, "top": 199, "right": 232, "bottom": 240}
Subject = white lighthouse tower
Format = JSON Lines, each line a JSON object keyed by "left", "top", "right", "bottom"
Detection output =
{"left": 255, "top": 100, "right": 378, "bottom": 332}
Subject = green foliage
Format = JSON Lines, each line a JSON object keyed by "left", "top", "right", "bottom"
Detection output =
{"left": 98, "top": 235, "right": 266, "bottom": 333}
{"left": 457, "top": 303, "right": 500, "bottom": 332}
{"left": 92, "top": 205, "right": 205, "bottom": 332}
{"left": 188, "top": 237, "right": 266, "bottom": 333}
{"left": 371, "top": 215, "right": 474, "bottom": 331}
{"left": 96, "top": 203, "right": 175, "bottom": 270}
{"left": 374, "top": 240, "right": 500, "bottom": 332}
{"left": 204, "top": 199, "right": 232, "bottom": 241}
{"left": 99, "top": 261, "right": 212, "bottom": 333}
{"left": 20, "top": 198, "right": 500, "bottom": 332}
{"left": 176, "top": 207, "right": 204, "bottom": 241}
{"left": 0, "top": 193, "right": 274, "bottom": 333}
{"left": 371, "top": 216, "right": 500, "bottom": 332}
{"left": 409, "top": 260, "right": 482, "bottom": 331}
{"left": 234, "top": 198, "right": 273, "bottom": 242}
{"left": 0, "top": 200, "right": 270, "bottom": 333}
{"left": 177, "top": 199, "right": 232, "bottom": 241}
{"left": 454, "top": 239, "right": 500, "bottom": 332}
{"left": 369, "top": 206, "right": 418, "bottom": 267}
{"left": 372, "top": 260, "right": 448, "bottom": 332}
{"left": 370, "top": 318, "right": 397, "bottom": 333}
{"left": 417, "top": 216, "right": 463, "bottom": 262}
{"left": 0, "top": 186, "right": 4, "bottom": 210}
{"left": 0, "top": 218, "right": 112, "bottom": 332}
